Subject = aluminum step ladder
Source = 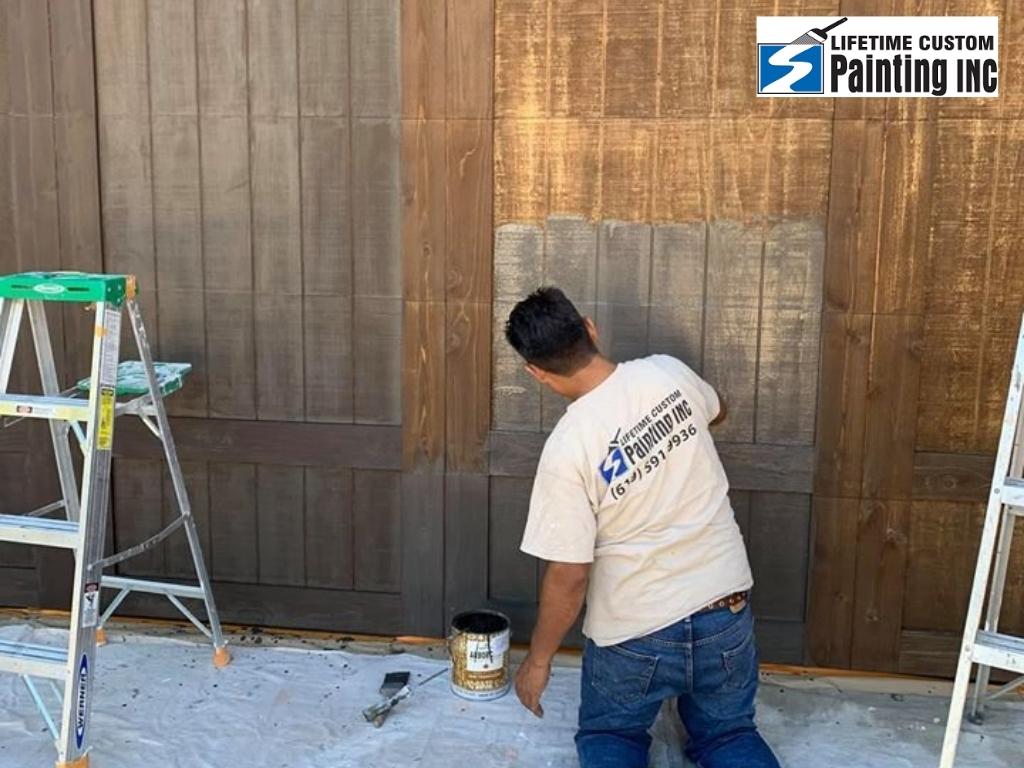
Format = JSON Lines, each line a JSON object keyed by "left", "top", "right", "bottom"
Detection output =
{"left": 940, "top": 312, "right": 1024, "bottom": 767}
{"left": 0, "top": 271, "right": 229, "bottom": 768}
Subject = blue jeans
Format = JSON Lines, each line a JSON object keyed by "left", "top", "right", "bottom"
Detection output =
{"left": 576, "top": 602, "right": 780, "bottom": 767}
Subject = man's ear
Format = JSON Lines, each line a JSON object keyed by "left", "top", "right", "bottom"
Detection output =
{"left": 524, "top": 363, "right": 548, "bottom": 385}
{"left": 584, "top": 316, "right": 599, "bottom": 346}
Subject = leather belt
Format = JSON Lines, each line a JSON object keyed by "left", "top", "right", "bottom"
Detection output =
{"left": 695, "top": 590, "right": 749, "bottom": 615}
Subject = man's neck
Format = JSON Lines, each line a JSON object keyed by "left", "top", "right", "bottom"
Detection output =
{"left": 568, "top": 356, "right": 617, "bottom": 401}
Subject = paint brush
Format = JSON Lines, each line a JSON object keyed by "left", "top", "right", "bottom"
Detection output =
{"left": 363, "top": 667, "right": 448, "bottom": 728}
{"left": 790, "top": 16, "right": 848, "bottom": 45}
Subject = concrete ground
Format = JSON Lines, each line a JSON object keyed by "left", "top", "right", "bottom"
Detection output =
{"left": 1, "top": 618, "right": 1021, "bottom": 768}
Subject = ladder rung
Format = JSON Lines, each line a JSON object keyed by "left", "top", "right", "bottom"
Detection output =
{"left": 999, "top": 478, "right": 1024, "bottom": 508}
{"left": 972, "top": 631, "right": 1024, "bottom": 675}
{"left": 0, "top": 394, "right": 89, "bottom": 422}
{"left": 0, "top": 514, "right": 79, "bottom": 549}
{"left": 0, "top": 638, "right": 67, "bottom": 680}
{"left": 101, "top": 575, "right": 205, "bottom": 600}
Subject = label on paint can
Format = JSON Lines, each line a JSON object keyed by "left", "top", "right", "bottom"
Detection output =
{"left": 82, "top": 583, "right": 100, "bottom": 628}
{"left": 465, "top": 633, "right": 509, "bottom": 673}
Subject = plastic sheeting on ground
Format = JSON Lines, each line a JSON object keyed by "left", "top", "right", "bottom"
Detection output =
{"left": 0, "top": 623, "right": 1020, "bottom": 767}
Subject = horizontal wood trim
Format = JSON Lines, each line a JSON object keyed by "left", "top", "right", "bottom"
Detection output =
{"left": 912, "top": 452, "right": 994, "bottom": 503}
{"left": 113, "top": 418, "right": 401, "bottom": 470}
{"left": 898, "top": 630, "right": 1020, "bottom": 681}
{"left": 115, "top": 582, "right": 405, "bottom": 636}
{"left": 488, "top": 431, "right": 814, "bottom": 493}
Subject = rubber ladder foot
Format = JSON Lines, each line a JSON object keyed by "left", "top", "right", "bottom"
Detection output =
{"left": 55, "top": 756, "right": 89, "bottom": 768}
{"left": 95, "top": 627, "right": 107, "bottom": 647}
{"left": 213, "top": 646, "right": 232, "bottom": 669}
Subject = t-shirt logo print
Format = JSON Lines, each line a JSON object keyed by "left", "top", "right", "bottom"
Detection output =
{"left": 599, "top": 429, "right": 631, "bottom": 484}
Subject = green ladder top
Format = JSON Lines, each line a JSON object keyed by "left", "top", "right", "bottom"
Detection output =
{"left": 0, "top": 271, "right": 135, "bottom": 306}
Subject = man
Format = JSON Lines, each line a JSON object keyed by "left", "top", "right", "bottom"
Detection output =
{"left": 506, "top": 287, "right": 780, "bottom": 768}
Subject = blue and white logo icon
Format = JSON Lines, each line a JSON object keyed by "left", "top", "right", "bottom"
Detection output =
{"left": 599, "top": 431, "right": 630, "bottom": 485}
{"left": 757, "top": 17, "right": 848, "bottom": 95}
{"left": 758, "top": 43, "right": 824, "bottom": 94}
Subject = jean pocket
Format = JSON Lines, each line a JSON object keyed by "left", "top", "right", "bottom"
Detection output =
{"left": 721, "top": 624, "right": 757, "bottom": 691}
{"left": 591, "top": 643, "right": 659, "bottom": 706}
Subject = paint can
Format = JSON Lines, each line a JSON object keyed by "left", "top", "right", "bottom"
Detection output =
{"left": 448, "top": 610, "right": 511, "bottom": 701}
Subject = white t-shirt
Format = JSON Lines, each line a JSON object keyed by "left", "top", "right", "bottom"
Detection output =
{"left": 519, "top": 355, "right": 753, "bottom": 647}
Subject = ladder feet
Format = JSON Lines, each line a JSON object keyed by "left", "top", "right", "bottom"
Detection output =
{"left": 95, "top": 627, "right": 107, "bottom": 647}
{"left": 967, "top": 711, "right": 985, "bottom": 726}
{"left": 213, "top": 645, "right": 231, "bottom": 669}
{"left": 55, "top": 756, "right": 89, "bottom": 768}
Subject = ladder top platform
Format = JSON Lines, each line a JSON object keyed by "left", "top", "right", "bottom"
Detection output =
{"left": 0, "top": 271, "right": 135, "bottom": 306}
{"left": 76, "top": 360, "right": 192, "bottom": 397}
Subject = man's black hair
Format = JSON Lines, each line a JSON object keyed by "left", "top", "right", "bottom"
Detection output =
{"left": 505, "top": 287, "right": 598, "bottom": 375}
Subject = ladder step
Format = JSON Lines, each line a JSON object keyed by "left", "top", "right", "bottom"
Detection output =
{"left": 972, "top": 631, "right": 1024, "bottom": 675}
{"left": 1000, "top": 477, "right": 1024, "bottom": 508}
{"left": 101, "top": 575, "right": 205, "bottom": 600}
{"left": 0, "top": 638, "right": 68, "bottom": 680}
{"left": 0, "top": 514, "right": 79, "bottom": 549}
{"left": 0, "top": 394, "right": 90, "bottom": 422}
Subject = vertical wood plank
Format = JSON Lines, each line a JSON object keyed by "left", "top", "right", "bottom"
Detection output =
{"left": 447, "top": 300, "right": 491, "bottom": 472}
{"left": 749, "top": 492, "right": 810, "bottom": 621}
{"left": 304, "top": 467, "right": 355, "bottom": 589}
{"left": 851, "top": 499, "right": 910, "bottom": 672}
{"left": 649, "top": 223, "right": 706, "bottom": 370}
{"left": 547, "top": 120, "right": 602, "bottom": 219}
{"left": 297, "top": 0, "right": 349, "bottom": 117}
{"left": 807, "top": 497, "right": 858, "bottom": 668}
{"left": 248, "top": 0, "right": 298, "bottom": 118}
{"left": 659, "top": 0, "right": 714, "bottom": 117}
{"left": 446, "top": 0, "right": 493, "bottom": 118}
{"left": 489, "top": 476, "right": 537, "bottom": 602}
{"left": 703, "top": 221, "right": 761, "bottom": 442}
{"left": 861, "top": 314, "right": 923, "bottom": 500}
{"left": 494, "top": 119, "right": 546, "bottom": 224}
{"left": 446, "top": 119, "right": 493, "bottom": 303}
{"left": 495, "top": 0, "right": 548, "bottom": 118}
{"left": 256, "top": 465, "right": 306, "bottom": 587}
{"left": 402, "top": 0, "right": 446, "bottom": 119}
{"left": 596, "top": 221, "right": 652, "bottom": 363}
{"left": 352, "top": 119, "right": 402, "bottom": 299}
{"left": 303, "top": 295, "right": 354, "bottom": 423}
{"left": 444, "top": 474, "right": 489, "bottom": 621}
{"left": 353, "top": 297, "right": 402, "bottom": 425}
{"left": 757, "top": 220, "right": 825, "bottom": 445}
{"left": 353, "top": 469, "right": 402, "bottom": 592}
{"left": 402, "top": 119, "right": 447, "bottom": 303}
{"left": 603, "top": 0, "right": 658, "bottom": 117}
{"left": 815, "top": 312, "right": 871, "bottom": 498}
{"left": 209, "top": 463, "right": 258, "bottom": 582}
{"left": 113, "top": 459, "right": 165, "bottom": 577}
{"left": 350, "top": 0, "right": 400, "bottom": 118}
{"left": 403, "top": 301, "right": 446, "bottom": 470}
{"left": 401, "top": 472, "right": 445, "bottom": 635}
{"left": 493, "top": 224, "right": 543, "bottom": 430}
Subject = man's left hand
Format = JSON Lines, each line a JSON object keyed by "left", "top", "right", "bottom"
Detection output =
{"left": 515, "top": 655, "right": 551, "bottom": 718}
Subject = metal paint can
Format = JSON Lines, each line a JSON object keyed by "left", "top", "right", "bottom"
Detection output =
{"left": 448, "top": 610, "right": 511, "bottom": 701}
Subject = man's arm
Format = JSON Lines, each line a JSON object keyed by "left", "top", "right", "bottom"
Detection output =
{"left": 710, "top": 391, "right": 728, "bottom": 427}
{"left": 515, "top": 561, "right": 590, "bottom": 717}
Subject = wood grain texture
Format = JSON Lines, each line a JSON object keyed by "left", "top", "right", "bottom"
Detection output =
{"left": 350, "top": 0, "right": 401, "bottom": 118}
{"left": 298, "top": 0, "right": 349, "bottom": 117}
{"left": 447, "top": 301, "right": 491, "bottom": 472}
{"left": 248, "top": 0, "right": 298, "bottom": 118}
{"left": 547, "top": 121, "right": 602, "bottom": 218}
{"left": 815, "top": 312, "right": 871, "bottom": 498}
{"left": 402, "top": 301, "right": 446, "bottom": 471}
{"left": 112, "top": 459, "right": 165, "bottom": 577}
{"left": 489, "top": 476, "right": 537, "bottom": 603}
{"left": 757, "top": 219, "right": 824, "bottom": 445}
{"left": 495, "top": 119, "right": 546, "bottom": 223}
{"left": 446, "top": 0, "right": 493, "bottom": 119}
{"left": 913, "top": 452, "right": 995, "bottom": 503}
{"left": 703, "top": 221, "right": 761, "bottom": 443}
{"left": 444, "top": 474, "right": 489, "bottom": 622}
{"left": 402, "top": 0, "right": 446, "bottom": 119}
{"left": 402, "top": 119, "right": 446, "bottom": 302}
{"left": 353, "top": 296, "right": 402, "bottom": 424}
{"left": 748, "top": 493, "right": 811, "bottom": 622}
{"left": 400, "top": 472, "right": 445, "bottom": 635}
{"left": 596, "top": 221, "right": 652, "bottom": 363}
{"left": 114, "top": 418, "right": 401, "bottom": 470}
{"left": 851, "top": 499, "right": 910, "bottom": 673}
{"left": 806, "top": 496, "right": 858, "bottom": 668}
{"left": 352, "top": 119, "right": 402, "bottom": 298}
{"left": 603, "top": 1, "right": 659, "bottom": 118}
{"left": 353, "top": 469, "right": 402, "bottom": 593}
{"left": 304, "top": 467, "right": 354, "bottom": 589}
{"left": 208, "top": 463, "right": 258, "bottom": 582}
{"left": 446, "top": 119, "right": 493, "bottom": 303}
{"left": 495, "top": 0, "right": 549, "bottom": 118}
{"left": 256, "top": 465, "right": 306, "bottom": 586}
{"left": 649, "top": 223, "right": 706, "bottom": 370}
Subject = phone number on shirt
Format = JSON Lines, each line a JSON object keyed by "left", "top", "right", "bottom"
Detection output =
{"left": 609, "top": 423, "right": 698, "bottom": 500}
